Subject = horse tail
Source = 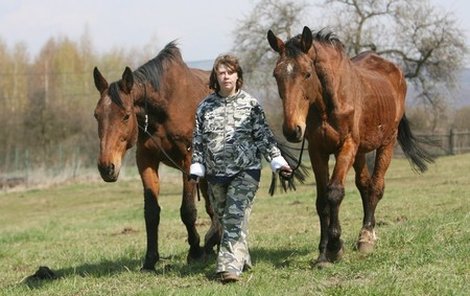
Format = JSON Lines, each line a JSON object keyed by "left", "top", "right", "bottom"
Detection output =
{"left": 397, "top": 114, "right": 435, "bottom": 173}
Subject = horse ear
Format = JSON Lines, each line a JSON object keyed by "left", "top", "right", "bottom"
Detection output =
{"left": 300, "top": 26, "right": 313, "bottom": 53}
{"left": 93, "top": 67, "right": 108, "bottom": 94}
{"left": 267, "top": 30, "right": 285, "bottom": 54}
{"left": 119, "top": 66, "right": 134, "bottom": 94}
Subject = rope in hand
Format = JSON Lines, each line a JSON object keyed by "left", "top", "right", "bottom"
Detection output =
{"left": 269, "top": 135, "right": 307, "bottom": 195}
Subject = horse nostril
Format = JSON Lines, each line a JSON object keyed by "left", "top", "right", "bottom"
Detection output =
{"left": 295, "top": 125, "right": 302, "bottom": 139}
{"left": 98, "top": 163, "right": 115, "bottom": 177}
{"left": 107, "top": 164, "right": 115, "bottom": 176}
{"left": 282, "top": 124, "right": 303, "bottom": 143}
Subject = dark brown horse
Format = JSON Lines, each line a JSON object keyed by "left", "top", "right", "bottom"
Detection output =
{"left": 267, "top": 27, "right": 433, "bottom": 267}
{"left": 93, "top": 41, "right": 220, "bottom": 271}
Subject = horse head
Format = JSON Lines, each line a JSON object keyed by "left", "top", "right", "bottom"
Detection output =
{"left": 267, "top": 26, "right": 323, "bottom": 143}
{"left": 93, "top": 67, "right": 138, "bottom": 182}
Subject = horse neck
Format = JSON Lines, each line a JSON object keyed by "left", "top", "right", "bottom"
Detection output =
{"left": 312, "top": 43, "right": 352, "bottom": 111}
{"left": 133, "top": 81, "right": 167, "bottom": 116}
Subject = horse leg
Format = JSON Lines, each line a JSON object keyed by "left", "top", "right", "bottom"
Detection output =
{"left": 353, "top": 152, "right": 375, "bottom": 253}
{"left": 199, "top": 178, "right": 221, "bottom": 257}
{"left": 181, "top": 174, "right": 205, "bottom": 263}
{"left": 325, "top": 137, "right": 358, "bottom": 262}
{"left": 309, "top": 150, "right": 331, "bottom": 267}
{"left": 357, "top": 142, "right": 394, "bottom": 253}
{"left": 137, "top": 155, "right": 161, "bottom": 272}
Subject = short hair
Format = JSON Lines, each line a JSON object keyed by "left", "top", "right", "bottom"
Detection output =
{"left": 209, "top": 54, "right": 244, "bottom": 92}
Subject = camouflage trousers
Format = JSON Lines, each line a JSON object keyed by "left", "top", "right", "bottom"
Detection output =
{"left": 208, "top": 170, "right": 259, "bottom": 276}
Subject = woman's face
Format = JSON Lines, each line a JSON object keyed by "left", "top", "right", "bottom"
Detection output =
{"left": 215, "top": 64, "right": 238, "bottom": 97}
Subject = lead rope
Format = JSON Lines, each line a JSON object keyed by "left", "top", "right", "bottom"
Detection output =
{"left": 138, "top": 83, "right": 201, "bottom": 201}
{"left": 292, "top": 135, "right": 306, "bottom": 172}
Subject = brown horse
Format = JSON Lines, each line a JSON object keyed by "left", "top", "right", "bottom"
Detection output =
{"left": 93, "top": 41, "right": 220, "bottom": 271}
{"left": 267, "top": 27, "right": 433, "bottom": 267}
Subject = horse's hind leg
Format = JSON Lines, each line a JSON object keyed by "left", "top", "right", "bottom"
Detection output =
{"left": 198, "top": 179, "right": 221, "bottom": 257}
{"left": 181, "top": 176, "right": 204, "bottom": 263}
{"left": 355, "top": 143, "right": 394, "bottom": 253}
{"left": 353, "top": 152, "right": 375, "bottom": 253}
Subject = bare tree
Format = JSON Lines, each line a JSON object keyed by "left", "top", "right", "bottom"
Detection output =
{"left": 232, "top": 0, "right": 309, "bottom": 84}
{"left": 323, "top": 0, "right": 468, "bottom": 110}
{"left": 233, "top": 0, "right": 467, "bottom": 113}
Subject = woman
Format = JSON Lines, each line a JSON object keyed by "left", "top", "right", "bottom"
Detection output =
{"left": 190, "top": 54, "right": 292, "bottom": 283}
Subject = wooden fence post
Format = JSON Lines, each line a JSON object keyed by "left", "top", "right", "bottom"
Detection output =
{"left": 449, "top": 128, "right": 455, "bottom": 155}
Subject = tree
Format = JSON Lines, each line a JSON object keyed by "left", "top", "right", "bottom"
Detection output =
{"left": 232, "top": 0, "right": 308, "bottom": 81}
{"left": 322, "top": 0, "right": 468, "bottom": 110}
{"left": 0, "top": 40, "right": 31, "bottom": 172}
{"left": 452, "top": 106, "right": 470, "bottom": 130}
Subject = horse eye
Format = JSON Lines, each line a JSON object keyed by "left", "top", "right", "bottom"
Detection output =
{"left": 305, "top": 72, "right": 311, "bottom": 79}
{"left": 123, "top": 113, "right": 130, "bottom": 121}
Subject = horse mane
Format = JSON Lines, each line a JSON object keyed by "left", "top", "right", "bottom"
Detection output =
{"left": 133, "top": 40, "right": 186, "bottom": 91}
{"left": 284, "top": 28, "right": 344, "bottom": 56}
{"left": 108, "top": 83, "right": 125, "bottom": 108}
{"left": 106, "top": 41, "right": 185, "bottom": 109}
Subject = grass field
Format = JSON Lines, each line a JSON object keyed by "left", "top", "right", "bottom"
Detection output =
{"left": 0, "top": 154, "right": 469, "bottom": 295}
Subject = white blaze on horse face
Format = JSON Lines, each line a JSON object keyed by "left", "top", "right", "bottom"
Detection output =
{"left": 277, "top": 60, "right": 296, "bottom": 77}
{"left": 103, "top": 95, "right": 112, "bottom": 106}
{"left": 102, "top": 95, "right": 113, "bottom": 114}
{"left": 286, "top": 63, "right": 294, "bottom": 75}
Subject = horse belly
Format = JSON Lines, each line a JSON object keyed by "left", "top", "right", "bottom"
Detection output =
{"left": 358, "top": 120, "right": 398, "bottom": 153}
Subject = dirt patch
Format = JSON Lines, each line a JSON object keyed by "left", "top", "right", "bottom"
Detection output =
{"left": 111, "top": 227, "right": 139, "bottom": 236}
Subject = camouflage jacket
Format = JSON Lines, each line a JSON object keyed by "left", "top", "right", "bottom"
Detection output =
{"left": 190, "top": 90, "right": 285, "bottom": 177}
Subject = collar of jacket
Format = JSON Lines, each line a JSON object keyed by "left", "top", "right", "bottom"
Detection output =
{"left": 216, "top": 89, "right": 241, "bottom": 101}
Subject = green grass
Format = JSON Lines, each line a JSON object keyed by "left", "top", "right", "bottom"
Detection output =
{"left": 0, "top": 155, "right": 469, "bottom": 295}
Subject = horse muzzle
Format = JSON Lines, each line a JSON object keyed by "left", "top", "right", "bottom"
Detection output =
{"left": 283, "top": 124, "right": 304, "bottom": 143}
{"left": 97, "top": 162, "right": 120, "bottom": 182}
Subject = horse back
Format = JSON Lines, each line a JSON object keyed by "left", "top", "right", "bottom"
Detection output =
{"left": 352, "top": 51, "right": 406, "bottom": 98}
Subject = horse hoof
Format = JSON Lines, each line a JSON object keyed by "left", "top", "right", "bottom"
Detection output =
{"left": 187, "top": 247, "right": 206, "bottom": 264}
{"left": 326, "top": 247, "right": 344, "bottom": 262}
{"left": 357, "top": 229, "right": 377, "bottom": 254}
{"left": 311, "top": 259, "right": 333, "bottom": 269}
{"left": 325, "top": 240, "right": 344, "bottom": 262}
{"left": 357, "top": 241, "right": 375, "bottom": 254}
{"left": 140, "top": 266, "right": 156, "bottom": 273}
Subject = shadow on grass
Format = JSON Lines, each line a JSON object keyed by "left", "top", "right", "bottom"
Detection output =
{"left": 177, "top": 246, "right": 312, "bottom": 281}
{"left": 251, "top": 246, "right": 311, "bottom": 268}
{"left": 21, "top": 246, "right": 311, "bottom": 289}
{"left": 21, "top": 256, "right": 141, "bottom": 288}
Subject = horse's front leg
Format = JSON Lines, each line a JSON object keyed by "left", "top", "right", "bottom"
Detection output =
{"left": 137, "top": 153, "right": 161, "bottom": 272}
{"left": 309, "top": 150, "right": 331, "bottom": 267}
{"left": 325, "top": 137, "right": 358, "bottom": 262}
{"left": 181, "top": 172, "right": 204, "bottom": 263}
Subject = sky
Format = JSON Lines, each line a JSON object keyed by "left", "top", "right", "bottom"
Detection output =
{"left": 0, "top": 0, "right": 469, "bottom": 65}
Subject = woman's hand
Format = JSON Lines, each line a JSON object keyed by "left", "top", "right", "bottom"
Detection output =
{"left": 188, "top": 174, "right": 200, "bottom": 184}
{"left": 279, "top": 165, "right": 293, "bottom": 178}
